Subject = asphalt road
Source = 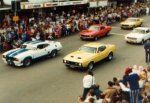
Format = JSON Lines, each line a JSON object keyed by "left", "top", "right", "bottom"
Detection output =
{"left": 0, "top": 16, "right": 150, "bottom": 103}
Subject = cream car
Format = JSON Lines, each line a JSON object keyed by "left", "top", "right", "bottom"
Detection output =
{"left": 120, "top": 17, "right": 144, "bottom": 29}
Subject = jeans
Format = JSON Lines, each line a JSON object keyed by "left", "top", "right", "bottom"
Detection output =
{"left": 82, "top": 88, "right": 90, "bottom": 100}
{"left": 129, "top": 89, "right": 139, "bottom": 103}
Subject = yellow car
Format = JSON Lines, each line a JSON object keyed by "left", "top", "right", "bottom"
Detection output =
{"left": 63, "top": 42, "right": 116, "bottom": 70}
{"left": 120, "top": 17, "right": 144, "bottom": 29}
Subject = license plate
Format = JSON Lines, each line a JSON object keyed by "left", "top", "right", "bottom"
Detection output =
{"left": 8, "top": 59, "right": 12, "bottom": 65}
{"left": 70, "top": 65, "right": 75, "bottom": 68}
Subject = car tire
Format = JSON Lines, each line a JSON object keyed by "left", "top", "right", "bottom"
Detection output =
{"left": 141, "top": 39, "right": 145, "bottom": 45}
{"left": 94, "top": 37, "right": 98, "bottom": 41}
{"left": 23, "top": 58, "right": 32, "bottom": 67}
{"left": 80, "top": 37, "right": 84, "bottom": 40}
{"left": 107, "top": 52, "right": 113, "bottom": 61}
{"left": 121, "top": 27, "right": 124, "bottom": 29}
{"left": 87, "top": 62, "right": 94, "bottom": 70}
{"left": 106, "top": 31, "right": 110, "bottom": 36}
{"left": 131, "top": 26, "right": 135, "bottom": 30}
{"left": 51, "top": 50, "right": 57, "bottom": 58}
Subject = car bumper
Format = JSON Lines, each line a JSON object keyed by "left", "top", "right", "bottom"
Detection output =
{"left": 121, "top": 25, "right": 133, "bottom": 29}
{"left": 125, "top": 39, "right": 141, "bottom": 43}
{"left": 2, "top": 58, "right": 23, "bottom": 66}
{"left": 80, "top": 36, "right": 94, "bottom": 39}
{"left": 63, "top": 60, "right": 83, "bottom": 68}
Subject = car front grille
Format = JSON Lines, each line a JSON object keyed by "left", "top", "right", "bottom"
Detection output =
{"left": 66, "top": 60, "right": 80, "bottom": 66}
{"left": 127, "top": 37, "right": 137, "bottom": 40}
{"left": 81, "top": 35, "right": 89, "bottom": 37}
{"left": 122, "top": 25, "right": 129, "bottom": 27}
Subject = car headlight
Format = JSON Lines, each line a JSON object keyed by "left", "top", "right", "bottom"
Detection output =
{"left": 63, "top": 59, "right": 66, "bottom": 63}
{"left": 14, "top": 58, "right": 19, "bottom": 61}
{"left": 78, "top": 63, "right": 82, "bottom": 66}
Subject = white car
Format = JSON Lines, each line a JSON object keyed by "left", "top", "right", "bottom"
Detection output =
{"left": 125, "top": 27, "right": 150, "bottom": 44}
{"left": 2, "top": 40, "right": 62, "bottom": 67}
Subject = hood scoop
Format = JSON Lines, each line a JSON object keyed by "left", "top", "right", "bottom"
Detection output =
{"left": 77, "top": 57, "right": 82, "bottom": 59}
{"left": 71, "top": 56, "right": 74, "bottom": 58}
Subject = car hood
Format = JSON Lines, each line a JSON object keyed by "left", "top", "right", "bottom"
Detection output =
{"left": 4, "top": 48, "right": 32, "bottom": 58}
{"left": 121, "top": 21, "right": 135, "bottom": 25}
{"left": 125, "top": 33, "right": 144, "bottom": 38}
{"left": 64, "top": 50, "right": 94, "bottom": 62}
{"left": 80, "top": 30, "right": 97, "bottom": 35}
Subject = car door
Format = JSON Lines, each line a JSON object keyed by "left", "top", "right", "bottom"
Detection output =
{"left": 33, "top": 44, "right": 48, "bottom": 58}
{"left": 94, "top": 46, "right": 107, "bottom": 62}
{"left": 99, "top": 26, "right": 106, "bottom": 36}
{"left": 136, "top": 19, "right": 141, "bottom": 26}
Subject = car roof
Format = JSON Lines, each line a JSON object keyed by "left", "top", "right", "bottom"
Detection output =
{"left": 83, "top": 42, "right": 106, "bottom": 48}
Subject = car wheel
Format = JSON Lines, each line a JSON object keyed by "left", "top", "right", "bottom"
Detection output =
{"left": 80, "top": 37, "right": 84, "bottom": 40}
{"left": 87, "top": 62, "right": 94, "bottom": 70}
{"left": 141, "top": 39, "right": 145, "bottom": 45}
{"left": 132, "top": 26, "right": 135, "bottom": 29}
{"left": 51, "top": 50, "right": 57, "bottom": 58}
{"left": 23, "top": 58, "right": 32, "bottom": 67}
{"left": 107, "top": 52, "right": 113, "bottom": 61}
{"left": 106, "top": 31, "right": 110, "bottom": 36}
{"left": 139, "top": 23, "right": 142, "bottom": 27}
{"left": 94, "top": 37, "right": 98, "bottom": 41}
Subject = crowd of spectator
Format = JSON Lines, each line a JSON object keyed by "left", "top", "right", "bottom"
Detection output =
{"left": 78, "top": 65, "right": 150, "bottom": 103}
{"left": 0, "top": 2, "right": 150, "bottom": 52}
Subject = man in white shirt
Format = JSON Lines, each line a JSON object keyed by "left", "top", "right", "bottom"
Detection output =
{"left": 82, "top": 70, "right": 95, "bottom": 100}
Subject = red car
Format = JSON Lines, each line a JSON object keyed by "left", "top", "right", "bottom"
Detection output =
{"left": 79, "top": 24, "right": 112, "bottom": 40}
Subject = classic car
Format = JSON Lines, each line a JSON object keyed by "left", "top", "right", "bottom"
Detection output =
{"left": 79, "top": 24, "right": 112, "bottom": 40}
{"left": 120, "top": 17, "right": 144, "bottom": 29}
{"left": 125, "top": 27, "right": 150, "bottom": 44}
{"left": 63, "top": 42, "right": 116, "bottom": 70}
{"left": 2, "top": 40, "right": 62, "bottom": 67}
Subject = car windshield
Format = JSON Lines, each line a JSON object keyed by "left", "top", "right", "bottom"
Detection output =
{"left": 132, "top": 29, "right": 145, "bottom": 34}
{"left": 126, "top": 18, "right": 136, "bottom": 22}
{"left": 20, "top": 45, "right": 35, "bottom": 50}
{"left": 88, "top": 26, "right": 99, "bottom": 31}
{"left": 79, "top": 46, "right": 97, "bottom": 53}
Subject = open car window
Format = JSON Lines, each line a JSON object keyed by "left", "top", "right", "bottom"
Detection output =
{"left": 43, "top": 44, "right": 49, "bottom": 48}
{"left": 146, "top": 29, "right": 150, "bottom": 33}
{"left": 98, "top": 46, "right": 106, "bottom": 52}
{"left": 37, "top": 44, "right": 44, "bottom": 49}
{"left": 88, "top": 26, "right": 99, "bottom": 31}
{"left": 100, "top": 26, "right": 105, "bottom": 30}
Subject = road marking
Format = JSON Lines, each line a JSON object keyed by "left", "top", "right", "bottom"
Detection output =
{"left": 110, "top": 33, "right": 125, "bottom": 35}
{"left": 112, "top": 26, "right": 121, "bottom": 28}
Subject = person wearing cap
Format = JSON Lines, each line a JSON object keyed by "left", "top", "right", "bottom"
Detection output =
{"left": 82, "top": 70, "right": 95, "bottom": 100}
{"left": 123, "top": 67, "right": 140, "bottom": 103}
